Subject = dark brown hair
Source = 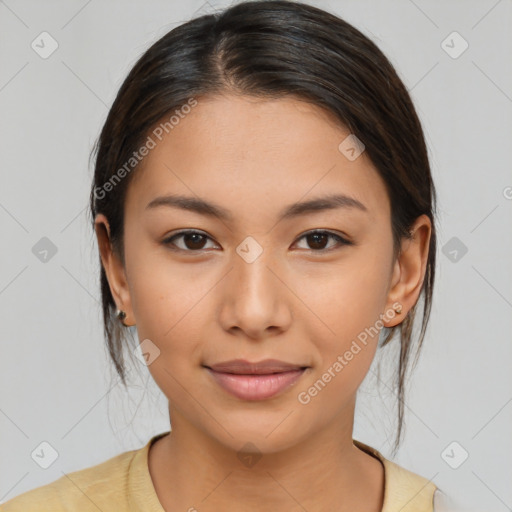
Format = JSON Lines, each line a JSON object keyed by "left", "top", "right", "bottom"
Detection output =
{"left": 88, "top": 0, "right": 437, "bottom": 456}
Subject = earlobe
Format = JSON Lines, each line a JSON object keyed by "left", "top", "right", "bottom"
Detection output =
{"left": 383, "top": 214, "right": 431, "bottom": 328}
{"left": 94, "top": 214, "right": 135, "bottom": 326}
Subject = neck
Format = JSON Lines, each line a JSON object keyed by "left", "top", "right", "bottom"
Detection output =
{"left": 148, "top": 401, "right": 384, "bottom": 512}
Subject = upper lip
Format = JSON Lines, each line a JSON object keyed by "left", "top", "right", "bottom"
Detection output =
{"left": 205, "top": 358, "right": 307, "bottom": 375}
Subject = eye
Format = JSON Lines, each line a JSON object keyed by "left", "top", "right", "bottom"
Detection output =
{"left": 162, "top": 230, "right": 218, "bottom": 252}
{"left": 293, "top": 230, "right": 352, "bottom": 251}
{"left": 162, "top": 229, "right": 352, "bottom": 253}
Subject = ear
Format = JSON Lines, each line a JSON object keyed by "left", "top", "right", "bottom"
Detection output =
{"left": 94, "top": 213, "right": 135, "bottom": 327}
{"left": 383, "top": 214, "right": 432, "bottom": 327}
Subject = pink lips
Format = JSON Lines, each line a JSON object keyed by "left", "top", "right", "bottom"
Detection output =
{"left": 204, "top": 358, "right": 307, "bottom": 400}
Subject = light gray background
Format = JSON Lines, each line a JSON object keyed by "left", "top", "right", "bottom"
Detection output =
{"left": 1, "top": 0, "right": 511, "bottom": 510}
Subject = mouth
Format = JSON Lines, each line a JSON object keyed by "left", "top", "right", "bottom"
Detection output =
{"left": 205, "top": 362, "right": 308, "bottom": 400}
{"left": 205, "top": 358, "right": 308, "bottom": 374}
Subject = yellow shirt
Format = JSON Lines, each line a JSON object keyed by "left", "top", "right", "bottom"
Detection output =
{"left": 0, "top": 432, "right": 437, "bottom": 511}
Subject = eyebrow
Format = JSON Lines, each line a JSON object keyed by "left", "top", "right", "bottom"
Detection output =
{"left": 145, "top": 193, "right": 368, "bottom": 221}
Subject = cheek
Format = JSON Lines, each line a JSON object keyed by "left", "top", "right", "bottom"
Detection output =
{"left": 125, "top": 246, "right": 209, "bottom": 382}
{"left": 127, "top": 238, "right": 205, "bottom": 333}
{"left": 293, "top": 248, "right": 392, "bottom": 404}
{"left": 129, "top": 267, "right": 208, "bottom": 401}
{"left": 297, "top": 249, "right": 392, "bottom": 342}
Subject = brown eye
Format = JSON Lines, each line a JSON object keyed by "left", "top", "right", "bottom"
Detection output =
{"left": 294, "top": 230, "right": 352, "bottom": 251}
{"left": 306, "top": 232, "right": 329, "bottom": 250}
{"left": 163, "top": 230, "right": 217, "bottom": 251}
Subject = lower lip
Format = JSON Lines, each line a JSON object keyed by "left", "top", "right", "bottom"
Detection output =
{"left": 206, "top": 368, "right": 306, "bottom": 400}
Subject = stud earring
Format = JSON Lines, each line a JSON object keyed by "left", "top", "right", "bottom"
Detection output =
{"left": 116, "top": 309, "right": 127, "bottom": 324}
{"left": 394, "top": 305, "right": 402, "bottom": 315}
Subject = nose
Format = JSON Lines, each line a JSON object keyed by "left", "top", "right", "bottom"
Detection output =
{"left": 218, "top": 243, "right": 293, "bottom": 340}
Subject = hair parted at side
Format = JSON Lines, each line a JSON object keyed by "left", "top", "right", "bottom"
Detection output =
{"left": 88, "top": 0, "right": 437, "bottom": 455}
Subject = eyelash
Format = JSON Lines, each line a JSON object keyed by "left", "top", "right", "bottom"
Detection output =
{"left": 162, "top": 229, "right": 353, "bottom": 253}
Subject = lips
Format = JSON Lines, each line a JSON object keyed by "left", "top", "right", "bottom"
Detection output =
{"left": 205, "top": 358, "right": 307, "bottom": 375}
{"left": 204, "top": 359, "right": 308, "bottom": 400}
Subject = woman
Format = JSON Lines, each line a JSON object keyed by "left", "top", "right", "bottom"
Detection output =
{"left": 1, "top": 1, "right": 455, "bottom": 510}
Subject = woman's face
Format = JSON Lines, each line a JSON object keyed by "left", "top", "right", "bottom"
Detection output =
{"left": 96, "top": 93, "right": 429, "bottom": 453}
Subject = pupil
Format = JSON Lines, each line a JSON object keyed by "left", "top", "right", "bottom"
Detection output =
{"left": 308, "top": 233, "right": 327, "bottom": 249}
{"left": 185, "top": 233, "right": 206, "bottom": 250}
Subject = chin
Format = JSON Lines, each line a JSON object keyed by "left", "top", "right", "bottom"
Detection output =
{"left": 205, "top": 418, "right": 306, "bottom": 457}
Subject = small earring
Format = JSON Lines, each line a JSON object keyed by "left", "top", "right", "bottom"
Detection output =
{"left": 394, "top": 305, "right": 402, "bottom": 315}
{"left": 116, "top": 309, "right": 127, "bottom": 323}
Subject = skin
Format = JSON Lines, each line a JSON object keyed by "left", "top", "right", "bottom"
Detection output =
{"left": 95, "top": 93, "right": 431, "bottom": 512}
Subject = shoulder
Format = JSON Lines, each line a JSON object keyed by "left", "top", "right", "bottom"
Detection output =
{"left": 354, "top": 439, "right": 437, "bottom": 512}
{"left": 381, "top": 456, "right": 437, "bottom": 511}
{"left": 0, "top": 446, "right": 139, "bottom": 512}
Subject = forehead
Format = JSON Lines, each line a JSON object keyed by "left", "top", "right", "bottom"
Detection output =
{"left": 125, "top": 94, "right": 390, "bottom": 225}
